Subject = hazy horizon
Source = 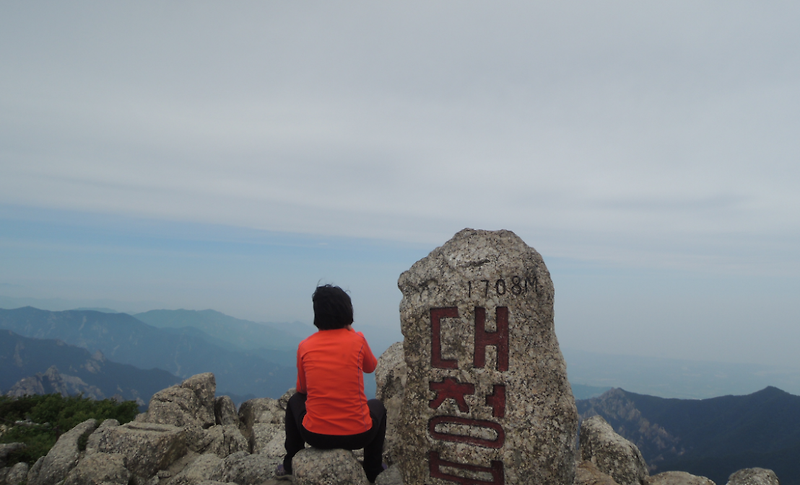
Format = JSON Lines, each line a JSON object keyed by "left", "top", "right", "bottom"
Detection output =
{"left": 2, "top": 3, "right": 799, "bottom": 377}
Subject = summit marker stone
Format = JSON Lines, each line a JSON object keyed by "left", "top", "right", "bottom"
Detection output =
{"left": 396, "top": 228, "right": 578, "bottom": 485}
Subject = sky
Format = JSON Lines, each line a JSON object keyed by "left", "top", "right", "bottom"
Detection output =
{"left": 1, "top": 2, "right": 799, "bottom": 370}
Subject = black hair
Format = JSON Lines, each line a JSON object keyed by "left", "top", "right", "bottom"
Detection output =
{"left": 312, "top": 284, "right": 353, "bottom": 330}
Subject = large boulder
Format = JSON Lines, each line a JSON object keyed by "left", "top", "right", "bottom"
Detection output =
{"left": 197, "top": 425, "right": 249, "bottom": 458}
{"left": 250, "top": 423, "right": 285, "bottom": 457}
{"left": 26, "top": 418, "right": 98, "bottom": 485}
{"left": 727, "top": 468, "right": 779, "bottom": 485}
{"left": 221, "top": 451, "right": 282, "bottom": 485}
{"left": 88, "top": 421, "right": 189, "bottom": 481}
{"left": 292, "top": 448, "right": 369, "bottom": 485}
{"left": 166, "top": 453, "right": 225, "bottom": 485}
{"left": 576, "top": 460, "right": 620, "bottom": 485}
{"left": 237, "top": 398, "right": 284, "bottom": 442}
{"left": 0, "top": 462, "right": 29, "bottom": 485}
{"left": 396, "top": 228, "right": 579, "bottom": 484}
{"left": 214, "top": 396, "right": 238, "bottom": 426}
{"left": 580, "top": 415, "right": 648, "bottom": 485}
{"left": 137, "top": 373, "right": 217, "bottom": 429}
{"left": 375, "top": 342, "right": 406, "bottom": 465}
{"left": 61, "top": 452, "right": 130, "bottom": 485}
{"left": 648, "top": 471, "right": 715, "bottom": 485}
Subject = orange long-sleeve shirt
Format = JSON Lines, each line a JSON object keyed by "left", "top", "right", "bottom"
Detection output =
{"left": 296, "top": 327, "right": 378, "bottom": 435}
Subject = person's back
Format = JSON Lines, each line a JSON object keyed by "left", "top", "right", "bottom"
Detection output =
{"left": 298, "top": 326, "right": 376, "bottom": 435}
{"left": 279, "top": 285, "right": 386, "bottom": 483}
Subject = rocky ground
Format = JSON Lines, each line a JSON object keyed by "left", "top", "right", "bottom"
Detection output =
{"left": 0, "top": 351, "right": 784, "bottom": 485}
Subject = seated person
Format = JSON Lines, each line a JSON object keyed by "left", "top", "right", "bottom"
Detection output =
{"left": 278, "top": 284, "right": 387, "bottom": 483}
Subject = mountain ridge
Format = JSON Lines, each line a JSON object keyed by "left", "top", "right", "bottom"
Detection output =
{"left": 0, "top": 329, "right": 180, "bottom": 404}
{"left": 577, "top": 386, "right": 800, "bottom": 485}
{"left": 0, "top": 307, "right": 295, "bottom": 398}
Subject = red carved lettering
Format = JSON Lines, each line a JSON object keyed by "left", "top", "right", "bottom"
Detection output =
{"left": 429, "top": 378, "right": 475, "bottom": 412}
{"left": 429, "top": 451, "right": 504, "bottom": 485}
{"left": 431, "top": 307, "right": 459, "bottom": 369}
{"left": 485, "top": 385, "right": 506, "bottom": 418}
{"left": 473, "top": 307, "right": 509, "bottom": 371}
{"left": 428, "top": 416, "right": 505, "bottom": 448}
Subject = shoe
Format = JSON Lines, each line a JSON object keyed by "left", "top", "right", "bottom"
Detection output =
{"left": 275, "top": 464, "right": 292, "bottom": 480}
{"left": 368, "top": 463, "right": 389, "bottom": 483}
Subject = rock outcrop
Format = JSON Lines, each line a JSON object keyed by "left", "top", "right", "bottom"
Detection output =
{"left": 396, "top": 228, "right": 579, "bottom": 484}
{"left": 0, "top": 372, "right": 295, "bottom": 485}
{"left": 136, "top": 372, "right": 217, "bottom": 429}
{"left": 575, "top": 460, "right": 620, "bottom": 485}
{"left": 580, "top": 415, "right": 648, "bottom": 485}
{"left": 27, "top": 418, "right": 98, "bottom": 485}
{"left": 1, "top": 368, "right": 786, "bottom": 485}
{"left": 61, "top": 452, "right": 130, "bottom": 485}
{"left": 374, "top": 341, "right": 406, "bottom": 465}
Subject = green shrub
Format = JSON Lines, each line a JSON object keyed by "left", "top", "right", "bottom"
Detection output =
{"left": 0, "top": 394, "right": 139, "bottom": 466}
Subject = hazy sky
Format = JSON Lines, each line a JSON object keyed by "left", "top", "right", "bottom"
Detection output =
{"left": 1, "top": 2, "right": 799, "bottom": 368}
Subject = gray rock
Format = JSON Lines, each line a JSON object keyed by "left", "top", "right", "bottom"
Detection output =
{"left": 26, "top": 418, "right": 98, "bottom": 485}
{"left": 184, "top": 426, "right": 215, "bottom": 454}
{"left": 278, "top": 388, "right": 295, "bottom": 410}
{"left": 222, "top": 451, "right": 282, "bottom": 485}
{"left": 292, "top": 448, "right": 369, "bottom": 485}
{"left": 576, "top": 460, "right": 620, "bottom": 485}
{"left": 139, "top": 386, "right": 214, "bottom": 429}
{"left": 181, "top": 373, "right": 217, "bottom": 428}
{"left": 580, "top": 415, "right": 648, "bottom": 485}
{"left": 375, "top": 342, "right": 406, "bottom": 465}
{"left": 0, "top": 443, "right": 26, "bottom": 467}
{"left": 91, "top": 421, "right": 188, "bottom": 480}
{"left": 251, "top": 423, "right": 285, "bottom": 457}
{"left": 648, "top": 471, "right": 715, "bottom": 485}
{"left": 214, "top": 396, "right": 238, "bottom": 426}
{"left": 85, "top": 419, "right": 120, "bottom": 454}
{"left": 237, "top": 398, "right": 284, "bottom": 441}
{"left": 26, "top": 457, "right": 44, "bottom": 485}
{"left": 396, "top": 228, "right": 579, "bottom": 485}
{"left": 1, "top": 462, "right": 29, "bottom": 485}
{"left": 727, "top": 468, "right": 780, "bottom": 485}
{"left": 62, "top": 452, "right": 130, "bottom": 485}
{"left": 375, "top": 464, "right": 405, "bottom": 485}
{"left": 199, "top": 425, "right": 249, "bottom": 458}
{"left": 167, "top": 453, "right": 225, "bottom": 485}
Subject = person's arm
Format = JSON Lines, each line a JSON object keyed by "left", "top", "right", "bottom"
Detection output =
{"left": 295, "top": 345, "right": 307, "bottom": 394}
{"left": 359, "top": 333, "right": 378, "bottom": 374}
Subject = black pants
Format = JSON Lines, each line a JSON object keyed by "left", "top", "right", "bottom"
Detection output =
{"left": 283, "top": 392, "right": 387, "bottom": 482}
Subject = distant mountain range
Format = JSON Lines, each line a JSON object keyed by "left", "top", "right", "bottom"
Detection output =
{"left": 0, "top": 307, "right": 296, "bottom": 399}
{"left": 1, "top": 329, "right": 179, "bottom": 404}
{"left": 3, "top": 302, "right": 800, "bottom": 484}
{"left": 577, "top": 387, "right": 800, "bottom": 485}
{"left": 564, "top": 347, "right": 800, "bottom": 399}
{"left": 133, "top": 308, "right": 314, "bottom": 366}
